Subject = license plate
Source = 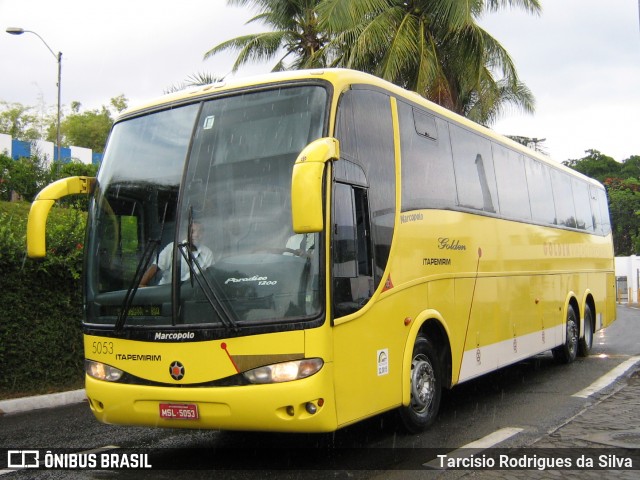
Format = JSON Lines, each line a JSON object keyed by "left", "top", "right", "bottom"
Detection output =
{"left": 159, "top": 403, "right": 199, "bottom": 420}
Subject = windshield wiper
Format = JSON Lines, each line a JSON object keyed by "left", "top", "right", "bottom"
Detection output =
{"left": 115, "top": 202, "right": 169, "bottom": 331}
{"left": 178, "top": 210, "right": 238, "bottom": 331}
{"left": 115, "top": 237, "right": 159, "bottom": 331}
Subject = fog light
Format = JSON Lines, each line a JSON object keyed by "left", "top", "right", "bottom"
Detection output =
{"left": 286, "top": 405, "right": 295, "bottom": 417}
{"left": 305, "top": 402, "right": 317, "bottom": 415}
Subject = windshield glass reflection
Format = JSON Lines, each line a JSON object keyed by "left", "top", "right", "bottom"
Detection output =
{"left": 85, "top": 86, "right": 327, "bottom": 329}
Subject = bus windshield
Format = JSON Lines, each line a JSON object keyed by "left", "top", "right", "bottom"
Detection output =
{"left": 85, "top": 85, "right": 328, "bottom": 330}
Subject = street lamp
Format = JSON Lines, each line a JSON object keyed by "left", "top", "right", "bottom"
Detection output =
{"left": 6, "top": 27, "right": 62, "bottom": 162}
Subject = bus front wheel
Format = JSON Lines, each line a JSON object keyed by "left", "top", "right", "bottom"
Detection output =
{"left": 399, "top": 335, "right": 442, "bottom": 433}
{"left": 552, "top": 305, "right": 579, "bottom": 364}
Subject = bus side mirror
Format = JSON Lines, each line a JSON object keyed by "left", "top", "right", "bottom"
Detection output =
{"left": 27, "top": 176, "right": 96, "bottom": 258}
{"left": 291, "top": 137, "right": 340, "bottom": 233}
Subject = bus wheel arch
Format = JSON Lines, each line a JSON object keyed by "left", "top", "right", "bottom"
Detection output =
{"left": 399, "top": 317, "right": 451, "bottom": 433}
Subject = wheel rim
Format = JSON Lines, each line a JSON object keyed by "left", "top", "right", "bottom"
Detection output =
{"left": 410, "top": 354, "right": 435, "bottom": 413}
{"left": 567, "top": 318, "right": 578, "bottom": 357}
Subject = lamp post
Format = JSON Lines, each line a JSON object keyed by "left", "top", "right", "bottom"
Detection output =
{"left": 6, "top": 27, "right": 62, "bottom": 162}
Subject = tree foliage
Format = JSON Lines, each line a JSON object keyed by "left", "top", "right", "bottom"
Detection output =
{"left": 205, "top": 0, "right": 540, "bottom": 125}
{"left": 605, "top": 178, "right": 640, "bottom": 255}
{"left": 0, "top": 201, "right": 86, "bottom": 396}
{"left": 563, "top": 149, "right": 620, "bottom": 182}
{"left": 0, "top": 101, "right": 43, "bottom": 140}
{"left": 564, "top": 150, "right": 640, "bottom": 256}
{"left": 164, "top": 72, "right": 226, "bottom": 94}
{"left": 1, "top": 95, "right": 128, "bottom": 154}
{"left": 57, "top": 107, "right": 113, "bottom": 153}
{"left": 0, "top": 152, "right": 50, "bottom": 201}
{"left": 0, "top": 151, "right": 98, "bottom": 203}
{"left": 318, "top": 0, "right": 540, "bottom": 124}
{"left": 205, "top": 0, "right": 327, "bottom": 72}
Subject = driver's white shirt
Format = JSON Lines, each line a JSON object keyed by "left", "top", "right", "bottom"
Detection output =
{"left": 285, "top": 233, "right": 315, "bottom": 252}
{"left": 155, "top": 242, "right": 214, "bottom": 284}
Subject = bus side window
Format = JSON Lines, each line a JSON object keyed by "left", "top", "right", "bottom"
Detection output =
{"left": 397, "top": 101, "right": 457, "bottom": 211}
{"left": 596, "top": 188, "right": 612, "bottom": 236}
{"left": 572, "top": 178, "right": 594, "bottom": 232}
{"left": 333, "top": 183, "right": 374, "bottom": 317}
{"left": 492, "top": 144, "right": 531, "bottom": 221}
{"left": 449, "top": 123, "right": 499, "bottom": 213}
{"left": 524, "top": 157, "right": 556, "bottom": 225}
{"left": 551, "top": 169, "right": 577, "bottom": 228}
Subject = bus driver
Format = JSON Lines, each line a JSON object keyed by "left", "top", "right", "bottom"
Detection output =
{"left": 139, "top": 221, "right": 214, "bottom": 287}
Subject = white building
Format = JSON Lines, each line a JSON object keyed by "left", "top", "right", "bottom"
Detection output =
{"left": 615, "top": 256, "right": 640, "bottom": 304}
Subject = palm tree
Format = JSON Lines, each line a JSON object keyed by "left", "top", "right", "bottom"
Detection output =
{"left": 317, "top": 0, "right": 540, "bottom": 124}
{"left": 164, "top": 72, "right": 225, "bottom": 94}
{"left": 204, "top": 0, "right": 328, "bottom": 72}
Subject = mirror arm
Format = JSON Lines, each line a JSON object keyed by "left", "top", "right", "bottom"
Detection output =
{"left": 27, "top": 176, "right": 96, "bottom": 258}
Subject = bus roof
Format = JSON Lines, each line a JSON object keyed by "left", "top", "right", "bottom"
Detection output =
{"left": 118, "top": 68, "right": 603, "bottom": 189}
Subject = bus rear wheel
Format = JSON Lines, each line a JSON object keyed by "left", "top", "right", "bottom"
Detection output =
{"left": 399, "top": 335, "right": 442, "bottom": 433}
{"left": 578, "top": 305, "right": 594, "bottom": 357}
{"left": 552, "top": 305, "right": 578, "bottom": 364}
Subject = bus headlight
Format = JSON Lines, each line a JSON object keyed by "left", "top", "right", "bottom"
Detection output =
{"left": 85, "top": 359, "right": 123, "bottom": 382}
{"left": 243, "top": 358, "right": 323, "bottom": 384}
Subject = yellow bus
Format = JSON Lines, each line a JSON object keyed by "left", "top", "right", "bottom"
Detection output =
{"left": 27, "top": 69, "right": 616, "bottom": 433}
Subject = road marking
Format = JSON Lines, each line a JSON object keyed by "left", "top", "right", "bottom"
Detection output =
{"left": 573, "top": 355, "right": 640, "bottom": 398}
{"left": 457, "top": 427, "right": 524, "bottom": 449}
{"left": 423, "top": 427, "right": 523, "bottom": 469}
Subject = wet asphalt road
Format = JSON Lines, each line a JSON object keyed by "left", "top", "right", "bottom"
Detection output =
{"left": 2, "top": 305, "right": 638, "bottom": 479}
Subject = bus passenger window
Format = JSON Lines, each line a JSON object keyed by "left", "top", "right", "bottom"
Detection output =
{"left": 572, "top": 178, "right": 594, "bottom": 231}
{"left": 493, "top": 144, "right": 531, "bottom": 221}
{"left": 551, "top": 169, "right": 577, "bottom": 228}
{"left": 398, "top": 101, "right": 456, "bottom": 211}
{"left": 525, "top": 157, "right": 556, "bottom": 225}
{"left": 593, "top": 187, "right": 611, "bottom": 236}
{"left": 449, "top": 124, "right": 499, "bottom": 213}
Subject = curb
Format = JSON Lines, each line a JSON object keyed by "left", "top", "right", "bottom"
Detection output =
{"left": 0, "top": 389, "right": 86, "bottom": 416}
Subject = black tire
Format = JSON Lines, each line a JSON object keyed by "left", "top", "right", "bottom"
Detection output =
{"left": 578, "top": 305, "right": 594, "bottom": 357}
{"left": 398, "top": 335, "right": 442, "bottom": 433}
{"left": 552, "top": 305, "right": 579, "bottom": 364}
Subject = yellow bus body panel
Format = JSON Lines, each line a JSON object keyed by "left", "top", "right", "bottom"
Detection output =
{"left": 330, "top": 206, "right": 615, "bottom": 427}
{"left": 85, "top": 366, "right": 337, "bottom": 432}
{"left": 85, "top": 329, "right": 339, "bottom": 432}
{"left": 85, "top": 330, "right": 307, "bottom": 383}
{"left": 392, "top": 209, "right": 613, "bottom": 384}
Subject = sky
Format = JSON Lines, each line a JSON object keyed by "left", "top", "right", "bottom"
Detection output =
{"left": 1, "top": 0, "right": 639, "bottom": 162}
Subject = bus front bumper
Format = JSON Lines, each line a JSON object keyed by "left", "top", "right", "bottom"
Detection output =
{"left": 85, "top": 363, "right": 337, "bottom": 433}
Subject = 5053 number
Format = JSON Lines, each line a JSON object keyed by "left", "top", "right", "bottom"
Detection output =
{"left": 92, "top": 341, "right": 114, "bottom": 355}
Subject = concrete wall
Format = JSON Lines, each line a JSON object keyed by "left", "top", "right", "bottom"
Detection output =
{"left": 0, "top": 133, "right": 11, "bottom": 155}
{"left": 0, "top": 134, "right": 103, "bottom": 165}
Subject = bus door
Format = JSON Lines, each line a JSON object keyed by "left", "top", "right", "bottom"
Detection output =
{"left": 330, "top": 87, "right": 402, "bottom": 426}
